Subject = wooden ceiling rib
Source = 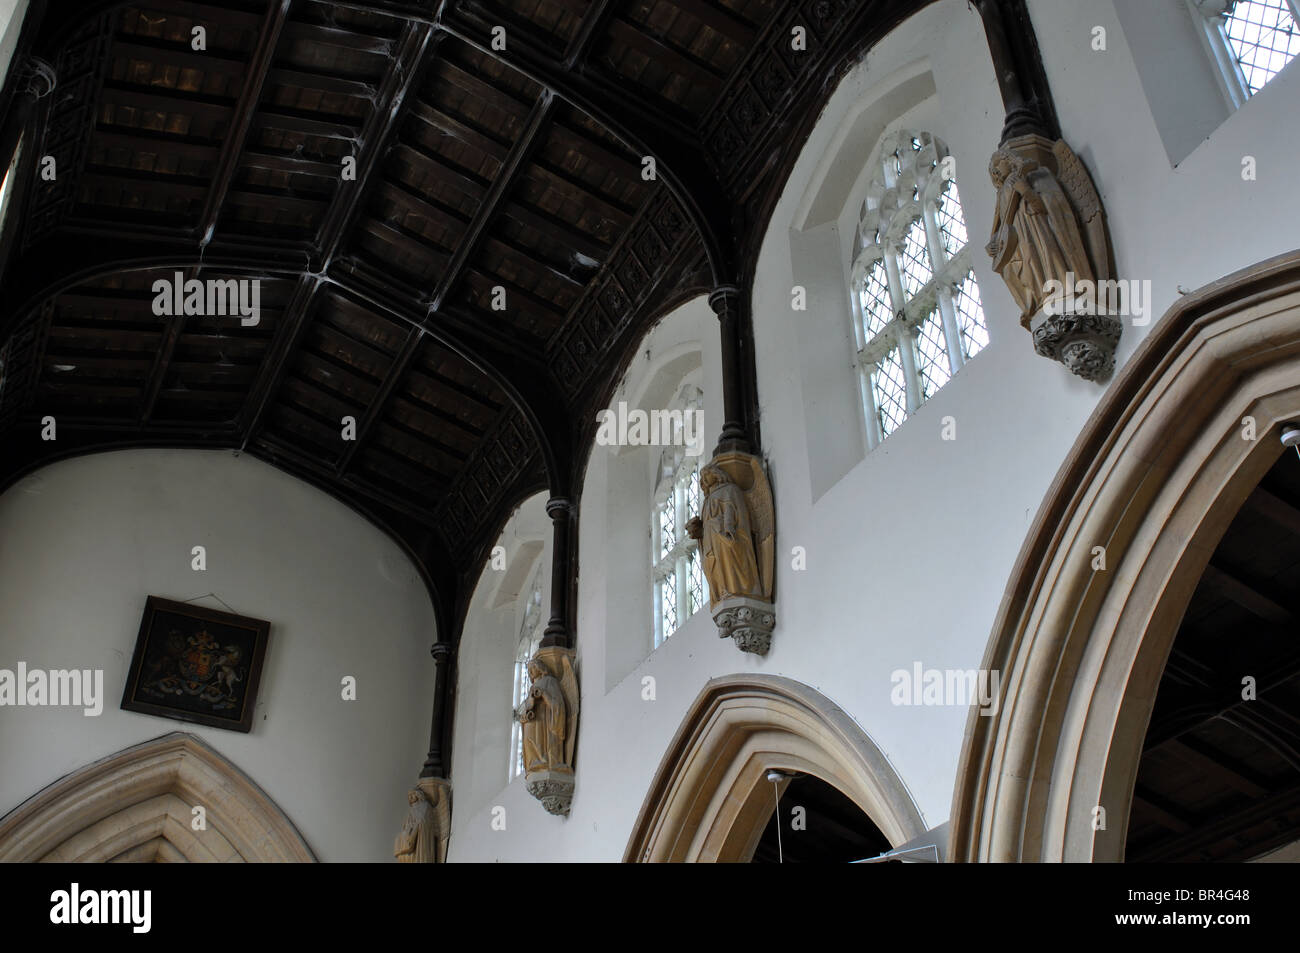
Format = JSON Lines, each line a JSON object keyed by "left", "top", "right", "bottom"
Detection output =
{"left": 0, "top": 0, "right": 926, "bottom": 633}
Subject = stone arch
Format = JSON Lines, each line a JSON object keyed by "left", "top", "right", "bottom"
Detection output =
{"left": 625, "top": 674, "right": 925, "bottom": 862}
{"left": 950, "top": 250, "right": 1300, "bottom": 862}
{"left": 0, "top": 732, "right": 315, "bottom": 862}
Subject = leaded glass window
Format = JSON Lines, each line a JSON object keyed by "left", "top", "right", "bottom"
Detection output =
{"left": 849, "top": 131, "right": 988, "bottom": 448}
{"left": 509, "top": 561, "right": 544, "bottom": 780}
{"left": 651, "top": 384, "right": 706, "bottom": 647}
{"left": 1195, "top": 0, "right": 1300, "bottom": 104}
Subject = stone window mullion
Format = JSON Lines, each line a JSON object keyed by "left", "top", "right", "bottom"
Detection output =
{"left": 880, "top": 244, "right": 920, "bottom": 414}
{"left": 673, "top": 480, "right": 689, "bottom": 623}
{"left": 896, "top": 321, "right": 923, "bottom": 413}
{"left": 882, "top": 244, "right": 908, "bottom": 318}
{"left": 920, "top": 199, "right": 966, "bottom": 374}
{"left": 860, "top": 365, "right": 883, "bottom": 449}
{"left": 935, "top": 285, "right": 965, "bottom": 374}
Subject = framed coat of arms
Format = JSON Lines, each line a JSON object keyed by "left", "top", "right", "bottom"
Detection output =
{"left": 120, "top": 596, "right": 271, "bottom": 733}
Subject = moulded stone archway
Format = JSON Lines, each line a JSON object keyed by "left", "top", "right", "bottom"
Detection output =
{"left": 624, "top": 674, "right": 925, "bottom": 862}
{"left": 0, "top": 732, "right": 315, "bottom": 862}
{"left": 950, "top": 249, "right": 1300, "bottom": 862}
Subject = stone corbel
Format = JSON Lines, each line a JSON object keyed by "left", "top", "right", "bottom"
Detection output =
{"left": 394, "top": 776, "right": 451, "bottom": 863}
{"left": 516, "top": 645, "right": 579, "bottom": 816}
{"left": 687, "top": 451, "right": 776, "bottom": 655}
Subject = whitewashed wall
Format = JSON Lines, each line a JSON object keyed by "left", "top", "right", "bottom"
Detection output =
{"left": 0, "top": 449, "right": 436, "bottom": 861}
{"left": 446, "top": 492, "right": 552, "bottom": 835}
{"left": 0, "top": 0, "right": 28, "bottom": 84}
{"left": 445, "top": 0, "right": 1300, "bottom": 860}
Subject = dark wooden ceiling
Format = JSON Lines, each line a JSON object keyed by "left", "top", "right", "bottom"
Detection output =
{"left": 1127, "top": 450, "right": 1300, "bottom": 862}
{"left": 751, "top": 773, "right": 892, "bottom": 862}
{"left": 0, "top": 0, "right": 934, "bottom": 635}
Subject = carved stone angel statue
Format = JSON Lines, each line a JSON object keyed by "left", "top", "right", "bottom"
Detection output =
{"left": 394, "top": 787, "right": 438, "bottom": 863}
{"left": 517, "top": 653, "right": 579, "bottom": 773}
{"left": 985, "top": 144, "right": 1098, "bottom": 326}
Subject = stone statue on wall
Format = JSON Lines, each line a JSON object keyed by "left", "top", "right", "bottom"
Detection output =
{"left": 987, "top": 145, "right": 1095, "bottom": 323}
{"left": 516, "top": 647, "right": 579, "bottom": 815}
{"left": 394, "top": 784, "right": 444, "bottom": 863}
{"left": 688, "top": 451, "right": 776, "bottom": 655}
{"left": 984, "top": 135, "right": 1120, "bottom": 382}
{"left": 699, "top": 463, "right": 764, "bottom": 601}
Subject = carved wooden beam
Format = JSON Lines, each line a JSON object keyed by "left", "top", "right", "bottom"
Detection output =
{"left": 313, "top": 23, "right": 439, "bottom": 271}
{"left": 428, "top": 90, "right": 556, "bottom": 311}
{"left": 335, "top": 327, "right": 425, "bottom": 476}
{"left": 439, "top": 5, "right": 735, "bottom": 283}
{"left": 239, "top": 273, "right": 324, "bottom": 449}
{"left": 196, "top": 0, "right": 293, "bottom": 247}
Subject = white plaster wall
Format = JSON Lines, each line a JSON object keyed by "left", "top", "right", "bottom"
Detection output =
{"left": 0, "top": 0, "right": 28, "bottom": 84}
{"left": 448, "top": 301, "right": 726, "bottom": 861}
{"left": 0, "top": 449, "right": 436, "bottom": 861}
{"left": 447, "top": 0, "right": 1300, "bottom": 859}
{"left": 446, "top": 493, "right": 552, "bottom": 827}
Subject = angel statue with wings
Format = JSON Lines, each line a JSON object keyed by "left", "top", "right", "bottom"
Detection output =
{"left": 985, "top": 142, "right": 1103, "bottom": 327}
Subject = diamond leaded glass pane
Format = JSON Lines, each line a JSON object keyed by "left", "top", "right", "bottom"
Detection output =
{"left": 872, "top": 346, "right": 908, "bottom": 437}
{"left": 915, "top": 310, "right": 951, "bottom": 400}
{"left": 953, "top": 270, "right": 989, "bottom": 359}
{"left": 685, "top": 465, "right": 701, "bottom": 517}
{"left": 899, "top": 218, "right": 932, "bottom": 298}
{"left": 659, "top": 575, "right": 678, "bottom": 640}
{"left": 1223, "top": 0, "right": 1300, "bottom": 95}
{"left": 658, "top": 499, "right": 675, "bottom": 561}
{"left": 859, "top": 261, "right": 892, "bottom": 338}
{"left": 935, "top": 180, "right": 969, "bottom": 260}
{"left": 687, "top": 548, "right": 705, "bottom": 613}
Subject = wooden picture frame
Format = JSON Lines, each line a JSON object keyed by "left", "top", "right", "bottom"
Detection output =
{"left": 120, "top": 596, "right": 271, "bottom": 733}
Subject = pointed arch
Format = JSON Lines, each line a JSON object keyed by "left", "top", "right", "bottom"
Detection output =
{"left": 625, "top": 675, "right": 925, "bottom": 862}
{"left": 950, "top": 249, "right": 1300, "bottom": 862}
{"left": 0, "top": 732, "right": 315, "bottom": 862}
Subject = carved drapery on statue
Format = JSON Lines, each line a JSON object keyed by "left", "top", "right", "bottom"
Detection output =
{"left": 515, "top": 645, "right": 579, "bottom": 815}
{"left": 688, "top": 451, "right": 776, "bottom": 655}
{"left": 394, "top": 777, "right": 450, "bottom": 863}
{"left": 985, "top": 135, "right": 1120, "bottom": 382}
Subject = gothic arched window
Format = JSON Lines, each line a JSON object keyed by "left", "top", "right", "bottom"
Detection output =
{"left": 508, "top": 560, "right": 544, "bottom": 780}
{"left": 1194, "top": 0, "right": 1300, "bottom": 104}
{"left": 651, "top": 382, "right": 706, "bottom": 647}
{"left": 850, "top": 131, "right": 987, "bottom": 447}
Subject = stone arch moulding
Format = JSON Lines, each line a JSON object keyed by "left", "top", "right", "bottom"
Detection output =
{"left": 950, "top": 248, "right": 1300, "bottom": 862}
{"left": 0, "top": 732, "right": 316, "bottom": 862}
{"left": 624, "top": 674, "right": 925, "bottom": 862}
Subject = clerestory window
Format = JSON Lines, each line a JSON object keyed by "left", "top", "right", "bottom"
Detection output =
{"left": 508, "top": 560, "right": 544, "bottom": 780}
{"left": 849, "top": 131, "right": 988, "bottom": 448}
{"left": 651, "top": 382, "right": 706, "bottom": 647}
{"left": 1193, "top": 0, "right": 1300, "bottom": 105}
